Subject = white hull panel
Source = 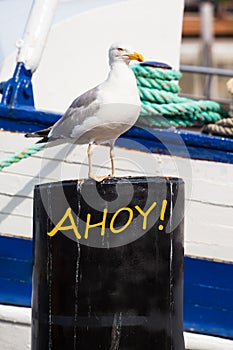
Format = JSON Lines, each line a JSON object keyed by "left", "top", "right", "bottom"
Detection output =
{"left": 1, "top": 130, "right": 233, "bottom": 262}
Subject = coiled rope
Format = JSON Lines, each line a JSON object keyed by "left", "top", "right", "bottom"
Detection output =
{"left": 202, "top": 115, "right": 233, "bottom": 137}
{"left": 202, "top": 78, "right": 233, "bottom": 137}
{"left": 132, "top": 64, "right": 229, "bottom": 128}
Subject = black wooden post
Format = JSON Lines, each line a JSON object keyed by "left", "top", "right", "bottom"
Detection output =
{"left": 32, "top": 176, "right": 184, "bottom": 350}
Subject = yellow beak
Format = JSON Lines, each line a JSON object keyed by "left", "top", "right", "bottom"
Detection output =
{"left": 124, "top": 51, "right": 144, "bottom": 62}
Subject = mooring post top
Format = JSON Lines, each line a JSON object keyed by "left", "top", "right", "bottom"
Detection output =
{"left": 35, "top": 176, "right": 184, "bottom": 191}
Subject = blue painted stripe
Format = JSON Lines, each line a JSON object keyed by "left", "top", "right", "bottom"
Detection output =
{"left": 0, "top": 118, "right": 50, "bottom": 133}
{"left": 0, "top": 236, "right": 32, "bottom": 307}
{"left": 0, "top": 258, "right": 32, "bottom": 282}
{"left": 0, "top": 235, "right": 233, "bottom": 339}
{"left": 0, "top": 104, "right": 60, "bottom": 132}
{"left": 116, "top": 135, "right": 233, "bottom": 164}
{"left": 184, "top": 257, "right": 233, "bottom": 338}
{"left": 1, "top": 105, "right": 233, "bottom": 164}
{"left": 0, "top": 278, "right": 31, "bottom": 307}
{"left": 124, "top": 126, "right": 233, "bottom": 153}
{"left": 0, "top": 235, "right": 32, "bottom": 259}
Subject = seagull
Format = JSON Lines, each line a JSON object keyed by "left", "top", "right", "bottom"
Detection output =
{"left": 25, "top": 43, "right": 144, "bottom": 178}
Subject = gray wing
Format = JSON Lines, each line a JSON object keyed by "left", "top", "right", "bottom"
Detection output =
{"left": 48, "top": 85, "right": 101, "bottom": 140}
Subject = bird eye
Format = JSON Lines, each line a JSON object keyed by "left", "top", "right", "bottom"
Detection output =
{"left": 117, "top": 48, "right": 124, "bottom": 52}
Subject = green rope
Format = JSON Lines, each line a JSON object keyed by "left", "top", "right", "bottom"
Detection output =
{"left": 136, "top": 76, "right": 180, "bottom": 93}
{"left": 0, "top": 144, "right": 44, "bottom": 171}
{"left": 140, "top": 100, "right": 228, "bottom": 118}
{"left": 139, "top": 87, "right": 187, "bottom": 104}
{"left": 133, "top": 65, "right": 182, "bottom": 81}
{"left": 132, "top": 65, "right": 229, "bottom": 128}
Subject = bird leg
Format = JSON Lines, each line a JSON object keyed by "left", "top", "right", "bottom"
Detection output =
{"left": 87, "top": 143, "right": 93, "bottom": 178}
{"left": 110, "top": 144, "right": 115, "bottom": 177}
{"left": 87, "top": 142, "right": 116, "bottom": 181}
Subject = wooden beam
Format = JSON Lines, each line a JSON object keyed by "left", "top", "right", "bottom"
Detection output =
{"left": 183, "top": 14, "right": 233, "bottom": 36}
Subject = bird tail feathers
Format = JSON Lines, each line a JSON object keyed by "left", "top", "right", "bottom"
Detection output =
{"left": 25, "top": 127, "right": 51, "bottom": 143}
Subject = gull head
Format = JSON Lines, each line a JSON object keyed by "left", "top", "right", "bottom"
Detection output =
{"left": 109, "top": 43, "right": 144, "bottom": 66}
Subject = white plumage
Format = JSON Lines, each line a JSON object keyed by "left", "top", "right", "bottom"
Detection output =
{"left": 25, "top": 43, "right": 144, "bottom": 177}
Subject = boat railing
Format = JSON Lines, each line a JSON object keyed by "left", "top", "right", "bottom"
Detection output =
{"left": 180, "top": 64, "right": 233, "bottom": 108}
